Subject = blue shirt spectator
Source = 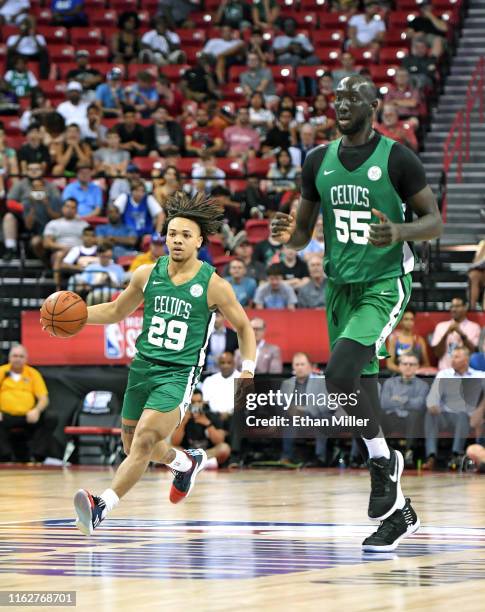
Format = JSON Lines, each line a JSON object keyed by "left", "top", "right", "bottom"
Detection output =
{"left": 254, "top": 264, "right": 297, "bottom": 310}
{"left": 225, "top": 258, "right": 257, "bottom": 306}
{"left": 52, "top": 0, "right": 87, "bottom": 27}
{"left": 95, "top": 204, "right": 137, "bottom": 261}
{"left": 125, "top": 72, "right": 159, "bottom": 118}
{"left": 95, "top": 68, "right": 126, "bottom": 116}
{"left": 62, "top": 166, "right": 103, "bottom": 218}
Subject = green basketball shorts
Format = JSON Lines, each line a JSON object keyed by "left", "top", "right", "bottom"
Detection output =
{"left": 325, "top": 274, "right": 412, "bottom": 375}
{"left": 121, "top": 355, "right": 202, "bottom": 421}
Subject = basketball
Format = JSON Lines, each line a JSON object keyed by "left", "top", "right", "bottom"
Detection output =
{"left": 40, "top": 291, "right": 88, "bottom": 338}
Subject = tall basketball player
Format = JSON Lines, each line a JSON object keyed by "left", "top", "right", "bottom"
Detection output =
{"left": 272, "top": 76, "right": 443, "bottom": 551}
{"left": 68, "top": 193, "right": 256, "bottom": 535}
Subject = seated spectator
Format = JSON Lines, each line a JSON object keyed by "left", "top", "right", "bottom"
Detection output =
{"left": 108, "top": 161, "right": 141, "bottom": 203}
{"left": 202, "top": 25, "right": 246, "bottom": 84}
{"left": 279, "top": 94, "right": 306, "bottom": 125}
{"left": 61, "top": 225, "right": 99, "bottom": 279}
{"left": 124, "top": 71, "right": 159, "bottom": 119}
{"left": 185, "top": 107, "right": 224, "bottom": 157}
{"left": 66, "top": 50, "right": 102, "bottom": 93}
{"left": 223, "top": 106, "right": 260, "bottom": 159}
{"left": 273, "top": 18, "right": 319, "bottom": 68}
{"left": 192, "top": 153, "right": 226, "bottom": 195}
{"left": 232, "top": 177, "right": 272, "bottom": 227}
{"left": 431, "top": 297, "right": 481, "bottom": 370}
{"left": 332, "top": 52, "right": 359, "bottom": 88}
{"left": 290, "top": 123, "right": 316, "bottom": 168}
{"left": 43, "top": 198, "right": 88, "bottom": 287}
{"left": 145, "top": 106, "right": 184, "bottom": 158}
{"left": 115, "top": 105, "right": 147, "bottom": 157}
{"left": 81, "top": 103, "right": 107, "bottom": 150}
{"left": 156, "top": 74, "right": 184, "bottom": 118}
{"left": 252, "top": 234, "right": 283, "bottom": 266}
{"left": 52, "top": 124, "right": 92, "bottom": 177}
{"left": 57, "top": 82, "right": 89, "bottom": 128}
{"left": 4, "top": 54, "right": 38, "bottom": 99}
{"left": 251, "top": 0, "right": 280, "bottom": 29}
{"left": 384, "top": 68, "right": 421, "bottom": 122}
{"left": 380, "top": 352, "right": 429, "bottom": 468}
{"left": 375, "top": 103, "right": 418, "bottom": 152}
{"left": 273, "top": 244, "right": 309, "bottom": 291}
{"left": 0, "top": 82, "right": 19, "bottom": 118}
{"left": 299, "top": 214, "right": 325, "bottom": 261}
{"left": 216, "top": 0, "right": 252, "bottom": 30}
{"left": 265, "top": 148, "right": 300, "bottom": 202}
{"left": 240, "top": 52, "right": 276, "bottom": 100}
{"left": 19, "top": 90, "right": 53, "bottom": 133}
{"left": 262, "top": 109, "right": 297, "bottom": 155}
{"left": 140, "top": 16, "right": 185, "bottom": 66}
{"left": 95, "top": 68, "right": 126, "bottom": 118}
{"left": 407, "top": 0, "right": 448, "bottom": 59}
{"left": 201, "top": 352, "right": 241, "bottom": 421}
{"left": 69, "top": 243, "right": 126, "bottom": 304}
{"left": 317, "top": 72, "right": 336, "bottom": 104}
{"left": 6, "top": 17, "right": 49, "bottom": 79}
{"left": 114, "top": 179, "right": 163, "bottom": 238}
{"left": 111, "top": 11, "right": 141, "bottom": 65}
{"left": 129, "top": 232, "right": 166, "bottom": 272}
{"left": 181, "top": 54, "right": 221, "bottom": 102}
{"left": 424, "top": 347, "right": 484, "bottom": 470}
{"left": 247, "top": 26, "right": 274, "bottom": 65}
{"left": 347, "top": 1, "right": 386, "bottom": 53}
{"left": 222, "top": 237, "right": 267, "bottom": 283}
{"left": 17, "top": 123, "right": 50, "bottom": 175}
{"left": 205, "top": 311, "right": 238, "bottom": 374}
{"left": 170, "top": 389, "right": 231, "bottom": 469}
{"left": 387, "top": 307, "right": 431, "bottom": 374}
{"left": 468, "top": 239, "right": 485, "bottom": 310}
{"left": 0, "top": 344, "right": 61, "bottom": 463}
{"left": 254, "top": 263, "right": 297, "bottom": 310}
{"left": 93, "top": 128, "right": 130, "bottom": 179}
{"left": 225, "top": 258, "right": 257, "bottom": 306}
{"left": 308, "top": 94, "right": 337, "bottom": 141}
{"left": 280, "top": 352, "right": 329, "bottom": 467}
{"left": 151, "top": 164, "right": 180, "bottom": 210}
{"left": 51, "top": 0, "right": 88, "bottom": 27}
{"left": 95, "top": 204, "right": 137, "bottom": 261}
{"left": 297, "top": 255, "right": 326, "bottom": 308}
{"left": 0, "top": 122, "right": 18, "bottom": 190}
{"left": 0, "top": 0, "right": 29, "bottom": 25}
{"left": 401, "top": 36, "right": 438, "bottom": 90}
{"left": 235, "top": 317, "right": 283, "bottom": 374}
{"left": 248, "top": 92, "right": 274, "bottom": 138}
{"left": 158, "top": 0, "right": 196, "bottom": 28}
{"left": 62, "top": 164, "right": 102, "bottom": 218}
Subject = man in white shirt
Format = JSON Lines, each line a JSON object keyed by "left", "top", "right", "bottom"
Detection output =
{"left": 348, "top": 1, "right": 386, "bottom": 50}
{"left": 140, "top": 16, "right": 184, "bottom": 66}
{"left": 6, "top": 16, "right": 49, "bottom": 78}
{"left": 202, "top": 25, "right": 245, "bottom": 83}
{"left": 423, "top": 347, "right": 484, "bottom": 470}
{"left": 57, "top": 82, "right": 89, "bottom": 128}
{"left": 202, "top": 352, "right": 241, "bottom": 419}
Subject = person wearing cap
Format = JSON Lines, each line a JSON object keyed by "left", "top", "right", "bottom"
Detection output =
{"left": 61, "top": 164, "right": 103, "bottom": 218}
{"left": 66, "top": 50, "right": 103, "bottom": 91}
{"left": 129, "top": 232, "right": 167, "bottom": 272}
{"left": 124, "top": 71, "right": 159, "bottom": 119}
{"left": 347, "top": 1, "right": 386, "bottom": 52}
{"left": 95, "top": 68, "right": 126, "bottom": 118}
{"left": 6, "top": 17, "right": 49, "bottom": 79}
{"left": 107, "top": 162, "right": 142, "bottom": 204}
{"left": 57, "top": 81, "right": 89, "bottom": 127}
{"left": 52, "top": 0, "right": 88, "bottom": 27}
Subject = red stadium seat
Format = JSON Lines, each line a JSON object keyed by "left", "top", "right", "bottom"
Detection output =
{"left": 227, "top": 179, "right": 247, "bottom": 193}
{"left": 215, "top": 159, "right": 244, "bottom": 177}
{"left": 247, "top": 157, "right": 274, "bottom": 177}
{"left": 320, "top": 12, "right": 349, "bottom": 28}
{"left": 384, "top": 28, "right": 411, "bottom": 45}
{"left": 269, "top": 66, "right": 295, "bottom": 82}
{"left": 191, "top": 12, "right": 214, "bottom": 27}
{"left": 176, "top": 157, "right": 199, "bottom": 176}
{"left": 312, "top": 30, "right": 345, "bottom": 48}
{"left": 380, "top": 47, "right": 409, "bottom": 65}
{"left": 175, "top": 29, "right": 207, "bottom": 44}
{"left": 37, "top": 26, "right": 67, "bottom": 44}
{"left": 369, "top": 65, "right": 400, "bottom": 82}
{"left": 316, "top": 48, "right": 341, "bottom": 65}
{"left": 296, "top": 65, "right": 331, "bottom": 80}
{"left": 111, "top": 0, "right": 137, "bottom": 10}
{"left": 212, "top": 255, "right": 235, "bottom": 275}
{"left": 349, "top": 48, "right": 376, "bottom": 66}
{"left": 7, "top": 135, "right": 25, "bottom": 150}
{"left": 388, "top": 11, "right": 419, "bottom": 28}
{"left": 49, "top": 45, "right": 76, "bottom": 62}
{"left": 1, "top": 25, "right": 18, "bottom": 42}
{"left": 70, "top": 27, "right": 103, "bottom": 46}
{"left": 91, "top": 9, "right": 118, "bottom": 27}
{"left": 160, "top": 65, "right": 191, "bottom": 82}
{"left": 36, "top": 9, "right": 53, "bottom": 25}
{"left": 0, "top": 117, "right": 21, "bottom": 135}
{"left": 228, "top": 66, "right": 247, "bottom": 83}
{"left": 245, "top": 219, "right": 270, "bottom": 244}
{"left": 126, "top": 64, "right": 158, "bottom": 79}
{"left": 89, "top": 47, "right": 111, "bottom": 64}
{"left": 131, "top": 157, "right": 157, "bottom": 177}
{"left": 301, "top": 0, "right": 329, "bottom": 9}
{"left": 220, "top": 83, "right": 245, "bottom": 101}
{"left": 58, "top": 62, "right": 77, "bottom": 79}
{"left": 207, "top": 236, "right": 225, "bottom": 259}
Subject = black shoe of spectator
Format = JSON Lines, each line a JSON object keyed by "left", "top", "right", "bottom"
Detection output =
{"left": 3, "top": 248, "right": 16, "bottom": 262}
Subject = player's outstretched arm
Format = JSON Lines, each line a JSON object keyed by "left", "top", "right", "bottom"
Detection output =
{"left": 208, "top": 275, "right": 256, "bottom": 378}
{"left": 271, "top": 197, "right": 321, "bottom": 250}
{"left": 86, "top": 265, "right": 153, "bottom": 325}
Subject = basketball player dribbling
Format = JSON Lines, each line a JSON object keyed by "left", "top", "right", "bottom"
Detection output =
{"left": 65, "top": 193, "right": 256, "bottom": 535}
{"left": 272, "top": 76, "right": 443, "bottom": 551}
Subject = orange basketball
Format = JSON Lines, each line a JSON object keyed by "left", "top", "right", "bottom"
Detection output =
{"left": 40, "top": 291, "right": 88, "bottom": 338}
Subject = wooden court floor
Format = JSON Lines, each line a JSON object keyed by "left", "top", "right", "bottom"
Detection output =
{"left": 0, "top": 466, "right": 484, "bottom": 612}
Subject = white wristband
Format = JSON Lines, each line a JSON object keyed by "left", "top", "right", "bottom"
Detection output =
{"left": 242, "top": 360, "right": 255, "bottom": 375}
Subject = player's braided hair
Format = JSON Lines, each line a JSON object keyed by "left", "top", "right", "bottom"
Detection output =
{"left": 163, "top": 191, "right": 224, "bottom": 244}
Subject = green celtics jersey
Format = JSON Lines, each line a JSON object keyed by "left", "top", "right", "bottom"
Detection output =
{"left": 135, "top": 256, "right": 216, "bottom": 366}
{"left": 315, "top": 135, "right": 415, "bottom": 284}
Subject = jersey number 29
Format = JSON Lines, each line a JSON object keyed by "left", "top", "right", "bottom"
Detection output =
{"left": 147, "top": 315, "right": 188, "bottom": 351}
{"left": 334, "top": 210, "right": 371, "bottom": 245}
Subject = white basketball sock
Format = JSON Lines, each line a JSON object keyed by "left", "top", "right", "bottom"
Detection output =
{"left": 100, "top": 488, "right": 120, "bottom": 513}
{"left": 363, "top": 436, "right": 391, "bottom": 459}
{"left": 166, "top": 449, "right": 192, "bottom": 472}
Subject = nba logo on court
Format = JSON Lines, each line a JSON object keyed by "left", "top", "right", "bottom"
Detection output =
{"left": 104, "top": 323, "right": 125, "bottom": 359}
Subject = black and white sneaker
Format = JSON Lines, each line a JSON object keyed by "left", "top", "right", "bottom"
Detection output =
{"left": 74, "top": 489, "right": 107, "bottom": 536}
{"left": 169, "top": 449, "right": 207, "bottom": 504}
{"left": 367, "top": 448, "right": 405, "bottom": 521}
{"left": 362, "top": 497, "right": 420, "bottom": 552}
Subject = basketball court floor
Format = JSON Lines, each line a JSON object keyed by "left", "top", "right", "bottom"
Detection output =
{"left": 0, "top": 466, "right": 484, "bottom": 611}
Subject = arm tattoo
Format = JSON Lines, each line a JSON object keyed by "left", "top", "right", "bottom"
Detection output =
{"left": 122, "top": 423, "right": 137, "bottom": 434}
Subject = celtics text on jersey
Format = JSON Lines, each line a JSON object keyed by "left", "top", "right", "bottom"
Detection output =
{"left": 315, "top": 135, "right": 415, "bottom": 284}
{"left": 135, "top": 256, "right": 216, "bottom": 366}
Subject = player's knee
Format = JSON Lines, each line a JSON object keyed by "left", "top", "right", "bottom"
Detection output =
{"left": 131, "top": 429, "right": 158, "bottom": 458}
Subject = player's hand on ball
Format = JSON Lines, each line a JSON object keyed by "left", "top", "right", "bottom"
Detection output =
{"left": 369, "top": 208, "right": 401, "bottom": 247}
{"left": 271, "top": 212, "right": 296, "bottom": 244}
